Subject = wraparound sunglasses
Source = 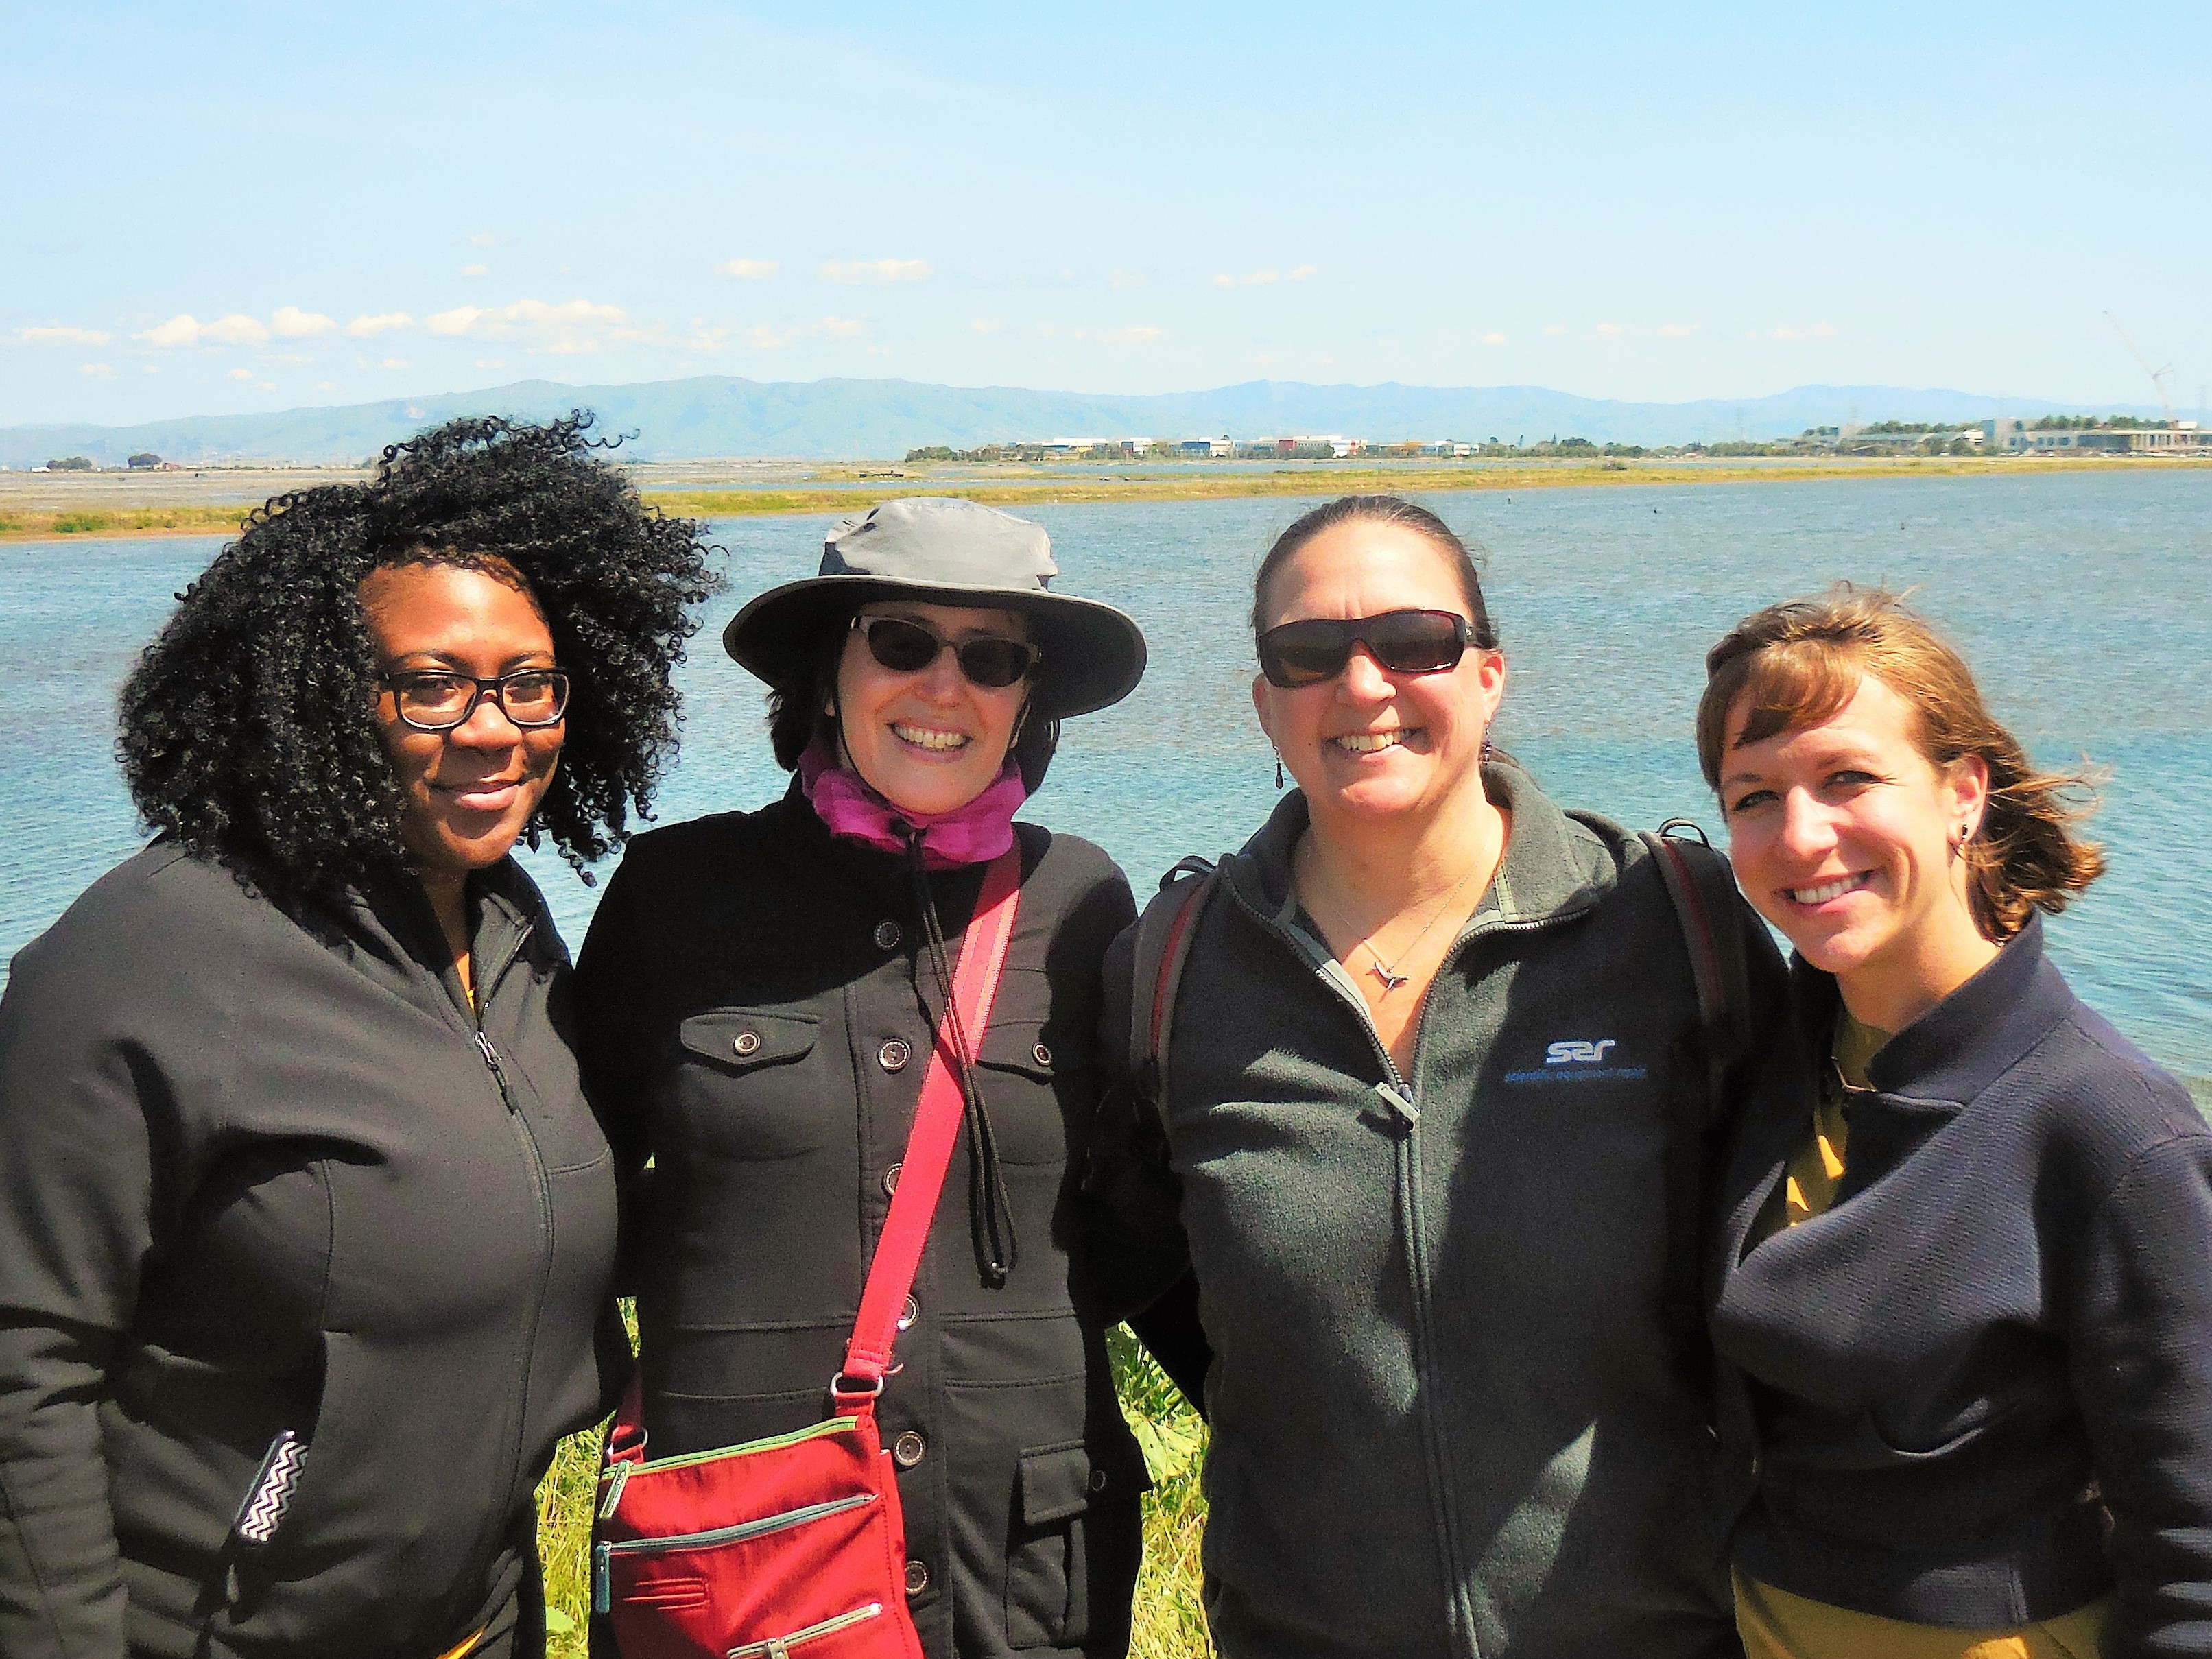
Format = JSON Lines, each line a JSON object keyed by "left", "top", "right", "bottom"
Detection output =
{"left": 854, "top": 615, "right": 1041, "bottom": 689}
{"left": 1257, "top": 608, "right": 1471, "bottom": 689}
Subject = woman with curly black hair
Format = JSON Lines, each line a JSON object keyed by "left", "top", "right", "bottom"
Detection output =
{"left": 0, "top": 414, "right": 717, "bottom": 1659}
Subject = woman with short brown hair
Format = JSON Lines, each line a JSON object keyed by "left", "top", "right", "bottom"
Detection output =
{"left": 1698, "top": 584, "right": 2212, "bottom": 1659}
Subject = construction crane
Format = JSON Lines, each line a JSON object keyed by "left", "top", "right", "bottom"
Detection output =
{"left": 2106, "top": 311, "right": 2178, "bottom": 426}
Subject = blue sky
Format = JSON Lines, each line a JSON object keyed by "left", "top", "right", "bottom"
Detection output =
{"left": 5, "top": 2, "right": 2209, "bottom": 427}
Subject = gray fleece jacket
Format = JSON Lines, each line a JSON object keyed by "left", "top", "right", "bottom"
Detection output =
{"left": 1088, "top": 762, "right": 1787, "bottom": 1659}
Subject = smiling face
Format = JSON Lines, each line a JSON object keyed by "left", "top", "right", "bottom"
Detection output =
{"left": 360, "top": 560, "right": 564, "bottom": 888}
{"left": 1721, "top": 671, "right": 1995, "bottom": 1022}
{"left": 834, "top": 599, "right": 1032, "bottom": 816}
{"left": 1251, "top": 518, "right": 1504, "bottom": 828}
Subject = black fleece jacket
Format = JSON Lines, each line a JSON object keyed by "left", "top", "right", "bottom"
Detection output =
{"left": 1711, "top": 915, "right": 2212, "bottom": 1656}
{"left": 0, "top": 843, "right": 628, "bottom": 1659}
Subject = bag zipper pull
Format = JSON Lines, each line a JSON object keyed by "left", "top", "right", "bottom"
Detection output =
{"left": 592, "top": 1542, "right": 612, "bottom": 1614}
{"left": 597, "top": 1459, "right": 631, "bottom": 1518}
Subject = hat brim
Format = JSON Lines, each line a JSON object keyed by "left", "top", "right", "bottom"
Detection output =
{"left": 722, "top": 574, "right": 1147, "bottom": 720}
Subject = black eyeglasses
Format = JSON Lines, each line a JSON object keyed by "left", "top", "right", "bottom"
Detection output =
{"left": 853, "top": 616, "right": 1041, "bottom": 689}
{"left": 378, "top": 669, "right": 571, "bottom": 732}
{"left": 1257, "top": 610, "right": 1471, "bottom": 689}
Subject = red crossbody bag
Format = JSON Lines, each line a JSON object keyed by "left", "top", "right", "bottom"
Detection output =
{"left": 591, "top": 846, "right": 1023, "bottom": 1659}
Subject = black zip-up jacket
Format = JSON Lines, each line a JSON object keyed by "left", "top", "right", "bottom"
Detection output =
{"left": 572, "top": 791, "right": 1149, "bottom": 1659}
{"left": 0, "top": 843, "right": 628, "bottom": 1659}
{"left": 1084, "top": 764, "right": 1789, "bottom": 1659}
{"left": 1711, "top": 915, "right": 2212, "bottom": 1656}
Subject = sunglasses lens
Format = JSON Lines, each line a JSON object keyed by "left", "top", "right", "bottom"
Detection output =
{"left": 955, "top": 638, "right": 1036, "bottom": 689}
{"left": 1259, "top": 621, "right": 1350, "bottom": 687}
{"left": 863, "top": 617, "right": 942, "bottom": 673}
{"left": 1367, "top": 612, "right": 1467, "bottom": 673}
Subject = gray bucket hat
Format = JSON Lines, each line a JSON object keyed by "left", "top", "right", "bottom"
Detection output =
{"left": 722, "top": 497, "right": 1146, "bottom": 719}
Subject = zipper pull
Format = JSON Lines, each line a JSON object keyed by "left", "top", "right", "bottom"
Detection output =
{"left": 475, "top": 1031, "right": 516, "bottom": 1111}
{"left": 1375, "top": 1082, "right": 1419, "bottom": 1129}
{"left": 597, "top": 1459, "right": 631, "bottom": 1518}
{"left": 228, "top": 1429, "right": 307, "bottom": 1550}
{"left": 592, "top": 1542, "right": 612, "bottom": 1614}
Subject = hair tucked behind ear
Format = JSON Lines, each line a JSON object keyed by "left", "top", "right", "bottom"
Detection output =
{"left": 1696, "top": 583, "right": 2104, "bottom": 940}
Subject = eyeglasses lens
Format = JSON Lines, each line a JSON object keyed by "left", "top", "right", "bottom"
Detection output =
{"left": 391, "top": 671, "right": 568, "bottom": 729}
{"left": 861, "top": 618, "right": 1036, "bottom": 689}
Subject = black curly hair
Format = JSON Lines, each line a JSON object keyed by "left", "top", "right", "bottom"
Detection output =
{"left": 118, "top": 412, "right": 720, "bottom": 905}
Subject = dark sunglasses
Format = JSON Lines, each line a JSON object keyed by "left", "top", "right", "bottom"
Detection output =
{"left": 854, "top": 614, "right": 1041, "bottom": 689}
{"left": 1257, "top": 609, "right": 1471, "bottom": 689}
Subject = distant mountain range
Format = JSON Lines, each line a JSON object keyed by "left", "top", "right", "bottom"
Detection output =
{"left": 0, "top": 375, "right": 2162, "bottom": 468}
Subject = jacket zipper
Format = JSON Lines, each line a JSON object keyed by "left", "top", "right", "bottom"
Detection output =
{"left": 1228, "top": 879, "right": 1578, "bottom": 1659}
{"left": 591, "top": 1494, "right": 878, "bottom": 1613}
{"left": 475, "top": 1025, "right": 557, "bottom": 1534}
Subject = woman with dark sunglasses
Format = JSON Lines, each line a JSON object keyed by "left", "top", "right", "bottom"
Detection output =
{"left": 1085, "top": 493, "right": 1789, "bottom": 1659}
{"left": 0, "top": 415, "right": 714, "bottom": 1659}
{"left": 574, "top": 497, "right": 1158, "bottom": 1659}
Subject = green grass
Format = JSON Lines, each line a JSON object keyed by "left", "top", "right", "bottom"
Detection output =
{"left": 0, "top": 504, "right": 254, "bottom": 540}
{"left": 534, "top": 1324, "right": 1213, "bottom": 1658}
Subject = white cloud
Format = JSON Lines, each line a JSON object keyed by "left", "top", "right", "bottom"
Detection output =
{"left": 272, "top": 306, "right": 336, "bottom": 337}
{"left": 228, "top": 368, "right": 255, "bottom": 380}
{"left": 715, "top": 259, "right": 778, "bottom": 279}
{"left": 819, "top": 258, "right": 932, "bottom": 284}
{"left": 1658, "top": 322, "right": 1699, "bottom": 338}
{"left": 425, "top": 298, "right": 628, "bottom": 340}
{"left": 380, "top": 357, "right": 412, "bottom": 369}
{"left": 1104, "top": 324, "right": 1164, "bottom": 344}
{"left": 138, "top": 314, "right": 206, "bottom": 347}
{"left": 1108, "top": 270, "right": 1145, "bottom": 289}
{"left": 315, "top": 380, "right": 338, "bottom": 390}
{"left": 202, "top": 314, "right": 271, "bottom": 345}
{"left": 461, "top": 263, "right": 490, "bottom": 278}
{"left": 475, "top": 357, "right": 508, "bottom": 368}
{"left": 1769, "top": 321, "right": 1839, "bottom": 341}
{"left": 1595, "top": 322, "right": 1624, "bottom": 336}
{"left": 18, "top": 324, "right": 112, "bottom": 346}
{"left": 468, "top": 232, "right": 500, "bottom": 247}
{"left": 1030, "top": 322, "right": 1167, "bottom": 344}
{"left": 1481, "top": 331, "right": 1508, "bottom": 345}
{"left": 1543, "top": 324, "right": 1569, "bottom": 337}
{"left": 1289, "top": 265, "right": 1316, "bottom": 281}
{"left": 345, "top": 312, "right": 414, "bottom": 338}
{"left": 78, "top": 362, "right": 115, "bottom": 377}
{"left": 256, "top": 381, "right": 276, "bottom": 391}
{"left": 970, "top": 318, "right": 1006, "bottom": 334}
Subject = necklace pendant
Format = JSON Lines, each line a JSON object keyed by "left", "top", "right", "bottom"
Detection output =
{"left": 1370, "top": 964, "right": 1410, "bottom": 992}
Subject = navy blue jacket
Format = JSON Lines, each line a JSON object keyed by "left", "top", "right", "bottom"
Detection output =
{"left": 1710, "top": 914, "right": 2212, "bottom": 1656}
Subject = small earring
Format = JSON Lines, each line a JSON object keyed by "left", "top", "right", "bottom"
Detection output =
{"left": 1274, "top": 751, "right": 1285, "bottom": 790}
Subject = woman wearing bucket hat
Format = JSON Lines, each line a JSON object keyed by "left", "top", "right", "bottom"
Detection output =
{"left": 574, "top": 499, "right": 1155, "bottom": 1659}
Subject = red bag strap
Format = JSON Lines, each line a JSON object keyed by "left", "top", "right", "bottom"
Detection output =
{"left": 837, "top": 844, "right": 1023, "bottom": 1396}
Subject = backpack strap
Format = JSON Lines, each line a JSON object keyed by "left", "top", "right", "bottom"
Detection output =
{"left": 1639, "top": 822, "right": 1753, "bottom": 1357}
{"left": 1126, "top": 858, "right": 1220, "bottom": 1130}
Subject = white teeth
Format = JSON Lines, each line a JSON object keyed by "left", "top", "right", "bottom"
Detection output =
{"left": 892, "top": 724, "right": 970, "bottom": 752}
{"left": 1332, "top": 730, "right": 1407, "bottom": 753}
{"left": 1792, "top": 874, "right": 1867, "bottom": 904}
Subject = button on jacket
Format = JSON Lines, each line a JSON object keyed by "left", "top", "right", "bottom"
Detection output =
{"left": 573, "top": 789, "right": 1148, "bottom": 1659}
{"left": 1086, "top": 763, "right": 1789, "bottom": 1659}
{"left": 0, "top": 844, "right": 627, "bottom": 1659}
{"left": 1711, "top": 916, "right": 2212, "bottom": 1654}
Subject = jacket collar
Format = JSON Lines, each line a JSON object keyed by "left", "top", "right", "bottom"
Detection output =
{"left": 1787, "top": 911, "right": 2073, "bottom": 1108}
{"left": 1222, "top": 757, "right": 1613, "bottom": 928}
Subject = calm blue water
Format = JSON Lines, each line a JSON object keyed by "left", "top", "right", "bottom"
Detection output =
{"left": 5, "top": 470, "right": 2207, "bottom": 1083}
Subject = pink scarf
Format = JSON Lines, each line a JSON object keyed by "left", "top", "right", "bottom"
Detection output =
{"left": 798, "top": 740, "right": 1027, "bottom": 870}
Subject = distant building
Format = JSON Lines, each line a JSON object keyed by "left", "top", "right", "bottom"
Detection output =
{"left": 1176, "top": 438, "right": 1235, "bottom": 457}
{"left": 1982, "top": 418, "right": 2208, "bottom": 454}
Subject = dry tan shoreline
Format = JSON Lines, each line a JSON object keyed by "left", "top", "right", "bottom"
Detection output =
{"left": 2, "top": 452, "right": 2203, "bottom": 545}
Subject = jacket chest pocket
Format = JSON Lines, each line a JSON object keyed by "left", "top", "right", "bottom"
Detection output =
{"left": 673, "top": 1010, "right": 828, "bottom": 1160}
{"left": 973, "top": 1019, "right": 1095, "bottom": 1168}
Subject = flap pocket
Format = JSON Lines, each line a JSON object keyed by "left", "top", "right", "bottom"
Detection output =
{"left": 678, "top": 1010, "right": 818, "bottom": 1073}
{"left": 1018, "top": 1441, "right": 1097, "bottom": 1527}
{"left": 976, "top": 1019, "right": 1062, "bottom": 1082}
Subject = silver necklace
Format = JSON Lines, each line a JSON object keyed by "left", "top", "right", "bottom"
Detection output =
{"left": 1357, "top": 863, "right": 1482, "bottom": 992}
